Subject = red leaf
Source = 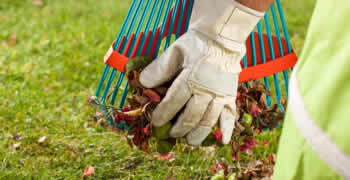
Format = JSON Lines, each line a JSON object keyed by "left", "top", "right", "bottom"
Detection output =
{"left": 108, "top": 125, "right": 116, "bottom": 132}
{"left": 268, "top": 153, "right": 275, "bottom": 164}
{"left": 212, "top": 129, "right": 223, "bottom": 142}
{"left": 215, "top": 162, "right": 226, "bottom": 171}
{"left": 114, "top": 112, "right": 121, "bottom": 124}
{"left": 159, "top": 153, "right": 170, "bottom": 160}
{"left": 143, "top": 123, "right": 151, "bottom": 136}
{"left": 132, "top": 131, "right": 142, "bottom": 146}
{"left": 249, "top": 170, "right": 257, "bottom": 176}
{"left": 122, "top": 106, "right": 131, "bottom": 112}
{"left": 210, "top": 166, "right": 216, "bottom": 173}
{"left": 82, "top": 165, "right": 95, "bottom": 178}
{"left": 232, "top": 142, "right": 236, "bottom": 149}
{"left": 246, "top": 148, "right": 253, "bottom": 156}
{"left": 232, "top": 152, "right": 240, "bottom": 161}
{"left": 244, "top": 138, "right": 258, "bottom": 149}
{"left": 119, "top": 113, "right": 136, "bottom": 122}
{"left": 256, "top": 128, "right": 261, "bottom": 134}
{"left": 239, "top": 144, "right": 249, "bottom": 151}
{"left": 250, "top": 103, "right": 261, "bottom": 117}
{"left": 262, "top": 140, "right": 269, "bottom": 146}
{"left": 143, "top": 89, "right": 161, "bottom": 102}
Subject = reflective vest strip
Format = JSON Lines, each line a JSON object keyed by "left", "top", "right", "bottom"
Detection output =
{"left": 289, "top": 66, "right": 350, "bottom": 179}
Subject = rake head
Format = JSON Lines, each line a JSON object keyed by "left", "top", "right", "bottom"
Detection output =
{"left": 94, "top": 0, "right": 297, "bottom": 126}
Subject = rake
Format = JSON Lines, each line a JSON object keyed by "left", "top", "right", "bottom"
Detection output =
{"left": 95, "top": 0, "right": 298, "bottom": 127}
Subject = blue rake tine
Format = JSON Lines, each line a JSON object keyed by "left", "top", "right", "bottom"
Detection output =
{"left": 242, "top": 53, "right": 249, "bottom": 88}
{"left": 121, "top": 0, "right": 174, "bottom": 108}
{"left": 119, "top": 0, "right": 151, "bottom": 108}
{"left": 145, "top": 0, "right": 167, "bottom": 56}
{"left": 116, "top": 0, "right": 151, "bottom": 108}
{"left": 257, "top": 22, "right": 272, "bottom": 107}
{"left": 248, "top": 31, "right": 258, "bottom": 89}
{"left": 120, "top": 0, "right": 195, "bottom": 108}
{"left": 263, "top": 12, "right": 283, "bottom": 108}
{"left": 270, "top": 5, "right": 289, "bottom": 97}
{"left": 175, "top": 0, "right": 186, "bottom": 39}
{"left": 111, "top": 0, "right": 152, "bottom": 105}
{"left": 163, "top": 0, "right": 181, "bottom": 51}
{"left": 136, "top": 0, "right": 160, "bottom": 56}
{"left": 95, "top": 0, "right": 138, "bottom": 98}
{"left": 249, "top": 32, "right": 258, "bottom": 66}
{"left": 184, "top": 0, "right": 194, "bottom": 33}
{"left": 100, "top": 0, "right": 144, "bottom": 105}
{"left": 153, "top": 0, "right": 175, "bottom": 59}
{"left": 275, "top": 0, "right": 292, "bottom": 54}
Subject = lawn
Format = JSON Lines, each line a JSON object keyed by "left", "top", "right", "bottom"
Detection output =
{"left": 0, "top": 0, "right": 316, "bottom": 179}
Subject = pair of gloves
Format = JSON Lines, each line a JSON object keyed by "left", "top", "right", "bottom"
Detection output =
{"left": 139, "top": 0, "right": 264, "bottom": 145}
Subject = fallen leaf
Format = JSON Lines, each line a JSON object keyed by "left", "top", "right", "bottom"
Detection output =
{"left": 12, "top": 142, "right": 21, "bottom": 149}
{"left": 143, "top": 123, "right": 151, "bottom": 136}
{"left": 11, "top": 133, "right": 23, "bottom": 141}
{"left": 122, "top": 106, "right": 131, "bottom": 112}
{"left": 97, "top": 147, "right": 104, "bottom": 152}
{"left": 38, "top": 136, "right": 46, "bottom": 143}
{"left": 210, "top": 166, "right": 216, "bottom": 173}
{"left": 153, "top": 152, "right": 175, "bottom": 160}
{"left": 268, "top": 153, "right": 276, "bottom": 164}
{"left": 232, "top": 152, "right": 240, "bottom": 161}
{"left": 212, "top": 128, "right": 223, "bottom": 142}
{"left": 246, "top": 148, "right": 253, "bottom": 156}
{"left": 9, "top": 33, "right": 17, "bottom": 46}
{"left": 143, "top": 89, "right": 161, "bottom": 102}
{"left": 97, "top": 118, "right": 106, "bottom": 127}
{"left": 32, "top": 0, "right": 44, "bottom": 7}
{"left": 82, "top": 165, "right": 95, "bottom": 178}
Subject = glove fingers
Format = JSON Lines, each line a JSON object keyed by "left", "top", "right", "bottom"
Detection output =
{"left": 186, "top": 98, "right": 224, "bottom": 146}
{"left": 169, "top": 90, "right": 213, "bottom": 138}
{"left": 151, "top": 70, "right": 191, "bottom": 127}
{"left": 139, "top": 41, "right": 185, "bottom": 88}
{"left": 220, "top": 103, "right": 237, "bottom": 144}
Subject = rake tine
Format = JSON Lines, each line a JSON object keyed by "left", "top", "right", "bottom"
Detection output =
{"left": 184, "top": 0, "right": 194, "bottom": 33}
{"left": 114, "top": 0, "right": 139, "bottom": 50}
{"left": 257, "top": 22, "right": 272, "bottom": 107}
{"left": 153, "top": 0, "right": 175, "bottom": 58}
{"left": 163, "top": 0, "right": 180, "bottom": 51}
{"left": 145, "top": 0, "right": 167, "bottom": 56}
{"left": 263, "top": 12, "right": 282, "bottom": 107}
{"left": 101, "top": 0, "right": 144, "bottom": 104}
{"left": 242, "top": 51, "right": 249, "bottom": 88}
{"left": 110, "top": 0, "right": 152, "bottom": 105}
{"left": 118, "top": 1, "right": 153, "bottom": 108}
{"left": 275, "top": 0, "right": 292, "bottom": 54}
{"left": 137, "top": 0, "right": 160, "bottom": 56}
{"left": 175, "top": 0, "right": 185, "bottom": 39}
{"left": 270, "top": 5, "right": 289, "bottom": 97}
{"left": 95, "top": 0, "right": 138, "bottom": 98}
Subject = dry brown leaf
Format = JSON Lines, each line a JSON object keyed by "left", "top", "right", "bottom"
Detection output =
{"left": 32, "top": 0, "right": 44, "bottom": 7}
{"left": 9, "top": 33, "right": 17, "bottom": 46}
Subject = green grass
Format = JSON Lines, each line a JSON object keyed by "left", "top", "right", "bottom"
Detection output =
{"left": 0, "top": 0, "right": 316, "bottom": 179}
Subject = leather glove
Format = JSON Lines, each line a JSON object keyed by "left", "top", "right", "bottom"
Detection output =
{"left": 139, "top": 0, "right": 264, "bottom": 145}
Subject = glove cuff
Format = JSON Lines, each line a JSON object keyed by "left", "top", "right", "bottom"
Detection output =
{"left": 189, "top": 0, "right": 264, "bottom": 52}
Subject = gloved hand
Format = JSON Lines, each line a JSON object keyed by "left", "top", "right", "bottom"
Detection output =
{"left": 140, "top": 0, "right": 264, "bottom": 145}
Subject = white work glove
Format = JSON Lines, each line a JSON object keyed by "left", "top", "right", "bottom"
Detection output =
{"left": 140, "top": 0, "right": 264, "bottom": 145}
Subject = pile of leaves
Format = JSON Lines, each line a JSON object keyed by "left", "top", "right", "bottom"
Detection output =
{"left": 88, "top": 56, "right": 286, "bottom": 179}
